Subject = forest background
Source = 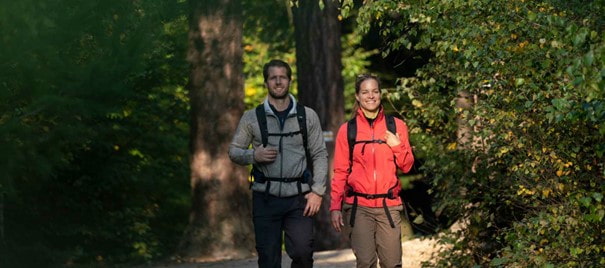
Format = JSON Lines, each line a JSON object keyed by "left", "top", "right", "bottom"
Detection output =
{"left": 1, "top": 0, "right": 604, "bottom": 267}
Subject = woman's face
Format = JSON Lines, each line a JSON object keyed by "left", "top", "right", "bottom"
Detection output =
{"left": 355, "top": 78, "right": 381, "bottom": 113}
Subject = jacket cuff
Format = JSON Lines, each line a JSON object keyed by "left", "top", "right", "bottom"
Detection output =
{"left": 247, "top": 149, "right": 256, "bottom": 165}
{"left": 311, "top": 183, "right": 326, "bottom": 196}
{"left": 391, "top": 143, "right": 406, "bottom": 154}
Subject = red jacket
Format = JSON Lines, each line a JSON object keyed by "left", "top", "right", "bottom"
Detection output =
{"left": 330, "top": 108, "right": 414, "bottom": 211}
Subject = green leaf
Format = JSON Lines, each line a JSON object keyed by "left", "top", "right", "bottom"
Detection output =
{"left": 413, "top": 214, "right": 425, "bottom": 224}
{"left": 584, "top": 50, "right": 594, "bottom": 65}
{"left": 490, "top": 257, "right": 508, "bottom": 266}
{"left": 597, "top": 210, "right": 605, "bottom": 222}
{"left": 580, "top": 196, "right": 592, "bottom": 207}
{"left": 573, "top": 77, "right": 584, "bottom": 85}
{"left": 573, "top": 30, "right": 587, "bottom": 47}
{"left": 528, "top": 11, "right": 537, "bottom": 21}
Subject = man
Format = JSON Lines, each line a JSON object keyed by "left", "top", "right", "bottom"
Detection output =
{"left": 229, "top": 59, "right": 328, "bottom": 268}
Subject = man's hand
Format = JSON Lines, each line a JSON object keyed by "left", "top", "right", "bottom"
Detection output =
{"left": 330, "top": 210, "right": 344, "bottom": 232}
{"left": 303, "top": 192, "right": 322, "bottom": 217}
{"left": 254, "top": 145, "right": 278, "bottom": 163}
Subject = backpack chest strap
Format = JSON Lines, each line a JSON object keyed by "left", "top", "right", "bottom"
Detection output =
{"left": 347, "top": 115, "right": 397, "bottom": 173}
{"left": 266, "top": 130, "right": 302, "bottom": 138}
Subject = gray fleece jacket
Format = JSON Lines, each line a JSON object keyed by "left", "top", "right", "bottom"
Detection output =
{"left": 229, "top": 95, "right": 328, "bottom": 197}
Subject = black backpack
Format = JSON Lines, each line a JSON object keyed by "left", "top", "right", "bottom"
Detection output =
{"left": 252, "top": 103, "right": 312, "bottom": 195}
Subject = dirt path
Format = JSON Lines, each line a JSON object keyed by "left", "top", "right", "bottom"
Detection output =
{"left": 147, "top": 236, "right": 441, "bottom": 268}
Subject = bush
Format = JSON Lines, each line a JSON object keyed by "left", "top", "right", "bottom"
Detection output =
{"left": 348, "top": 0, "right": 605, "bottom": 266}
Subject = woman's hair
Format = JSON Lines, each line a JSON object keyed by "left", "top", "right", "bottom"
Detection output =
{"left": 355, "top": 74, "right": 380, "bottom": 94}
{"left": 352, "top": 74, "right": 381, "bottom": 115}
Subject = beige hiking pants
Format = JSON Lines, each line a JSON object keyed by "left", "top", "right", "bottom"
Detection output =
{"left": 343, "top": 203, "right": 404, "bottom": 268}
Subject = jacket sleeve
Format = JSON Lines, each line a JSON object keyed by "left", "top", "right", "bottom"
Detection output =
{"left": 228, "top": 110, "right": 256, "bottom": 166}
{"left": 391, "top": 119, "right": 414, "bottom": 173}
{"left": 305, "top": 108, "right": 329, "bottom": 196}
{"left": 330, "top": 123, "right": 349, "bottom": 211}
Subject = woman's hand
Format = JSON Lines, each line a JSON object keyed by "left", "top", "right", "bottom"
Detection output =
{"left": 331, "top": 210, "right": 344, "bottom": 232}
{"left": 384, "top": 130, "right": 401, "bottom": 147}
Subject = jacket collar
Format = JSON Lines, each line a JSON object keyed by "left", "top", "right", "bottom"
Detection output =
{"left": 262, "top": 94, "right": 297, "bottom": 116}
{"left": 355, "top": 105, "right": 385, "bottom": 125}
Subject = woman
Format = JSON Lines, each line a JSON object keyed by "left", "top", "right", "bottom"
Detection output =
{"left": 330, "top": 74, "right": 414, "bottom": 268}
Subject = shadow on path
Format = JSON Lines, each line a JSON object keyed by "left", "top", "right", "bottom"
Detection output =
{"left": 147, "top": 236, "right": 442, "bottom": 268}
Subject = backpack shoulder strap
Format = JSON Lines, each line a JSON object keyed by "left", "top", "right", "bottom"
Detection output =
{"left": 296, "top": 103, "right": 307, "bottom": 150}
{"left": 255, "top": 104, "right": 268, "bottom": 147}
{"left": 296, "top": 103, "right": 312, "bottom": 171}
{"left": 346, "top": 115, "right": 396, "bottom": 174}
{"left": 346, "top": 117, "right": 357, "bottom": 174}
{"left": 385, "top": 114, "right": 397, "bottom": 134}
{"left": 385, "top": 114, "right": 401, "bottom": 171}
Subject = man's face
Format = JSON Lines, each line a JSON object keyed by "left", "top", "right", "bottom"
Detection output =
{"left": 265, "top": 66, "right": 290, "bottom": 99}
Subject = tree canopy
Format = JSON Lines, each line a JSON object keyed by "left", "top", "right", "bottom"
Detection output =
{"left": 1, "top": 0, "right": 190, "bottom": 265}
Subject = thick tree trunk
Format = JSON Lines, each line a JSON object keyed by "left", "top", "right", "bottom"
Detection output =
{"left": 178, "top": 0, "right": 254, "bottom": 261}
{"left": 292, "top": 0, "right": 346, "bottom": 250}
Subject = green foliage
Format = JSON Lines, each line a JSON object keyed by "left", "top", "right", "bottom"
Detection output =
{"left": 1, "top": 0, "right": 190, "bottom": 265}
{"left": 355, "top": 0, "right": 605, "bottom": 267}
{"left": 242, "top": 0, "right": 377, "bottom": 112}
{"left": 341, "top": 31, "right": 379, "bottom": 117}
{"left": 242, "top": 34, "right": 297, "bottom": 109}
{"left": 242, "top": 0, "right": 296, "bottom": 108}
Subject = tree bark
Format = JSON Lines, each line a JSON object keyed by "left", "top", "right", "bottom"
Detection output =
{"left": 178, "top": 0, "right": 254, "bottom": 261}
{"left": 292, "top": 0, "right": 346, "bottom": 250}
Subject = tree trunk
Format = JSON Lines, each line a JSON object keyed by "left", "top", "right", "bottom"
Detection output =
{"left": 178, "top": 0, "right": 254, "bottom": 261}
{"left": 292, "top": 0, "right": 346, "bottom": 250}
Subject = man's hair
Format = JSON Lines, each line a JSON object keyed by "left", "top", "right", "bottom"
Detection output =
{"left": 263, "top": 59, "right": 292, "bottom": 82}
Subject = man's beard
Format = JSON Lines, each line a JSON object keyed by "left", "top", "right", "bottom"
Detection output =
{"left": 269, "top": 89, "right": 289, "bottom": 99}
